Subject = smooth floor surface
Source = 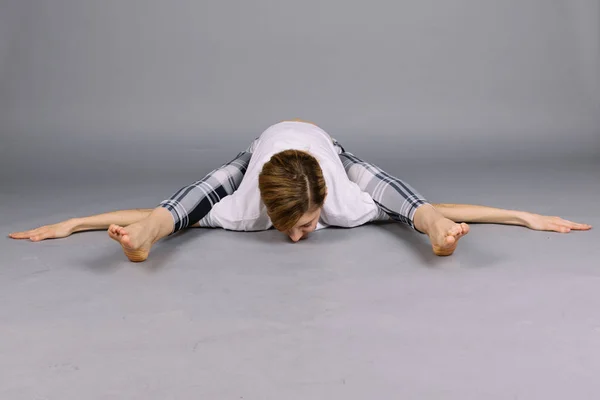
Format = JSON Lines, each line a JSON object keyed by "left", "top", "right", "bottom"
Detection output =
{"left": 1, "top": 160, "right": 599, "bottom": 399}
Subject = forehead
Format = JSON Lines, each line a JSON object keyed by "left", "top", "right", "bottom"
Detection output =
{"left": 295, "top": 209, "right": 320, "bottom": 225}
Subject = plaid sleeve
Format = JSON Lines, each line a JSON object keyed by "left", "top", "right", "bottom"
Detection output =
{"left": 158, "top": 147, "right": 254, "bottom": 234}
{"left": 333, "top": 139, "right": 430, "bottom": 230}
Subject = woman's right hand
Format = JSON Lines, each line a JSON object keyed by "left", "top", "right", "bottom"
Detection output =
{"left": 8, "top": 220, "right": 77, "bottom": 242}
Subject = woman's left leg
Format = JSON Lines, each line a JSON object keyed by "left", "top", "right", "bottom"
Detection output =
{"left": 332, "top": 139, "right": 469, "bottom": 256}
{"left": 332, "top": 139, "right": 429, "bottom": 229}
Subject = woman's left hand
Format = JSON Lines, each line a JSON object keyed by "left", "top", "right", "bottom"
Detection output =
{"left": 523, "top": 213, "right": 592, "bottom": 233}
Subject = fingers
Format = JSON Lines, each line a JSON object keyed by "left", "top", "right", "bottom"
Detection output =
{"left": 555, "top": 218, "right": 592, "bottom": 231}
{"left": 550, "top": 222, "right": 592, "bottom": 233}
{"left": 543, "top": 216, "right": 592, "bottom": 232}
{"left": 8, "top": 225, "right": 60, "bottom": 241}
{"left": 567, "top": 221, "right": 592, "bottom": 230}
{"left": 9, "top": 227, "right": 45, "bottom": 240}
{"left": 31, "top": 230, "right": 55, "bottom": 241}
{"left": 30, "top": 227, "right": 51, "bottom": 241}
{"left": 568, "top": 224, "right": 592, "bottom": 230}
{"left": 9, "top": 230, "right": 33, "bottom": 238}
{"left": 8, "top": 231, "right": 30, "bottom": 239}
{"left": 551, "top": 224, "right": 571, "bottom": 233}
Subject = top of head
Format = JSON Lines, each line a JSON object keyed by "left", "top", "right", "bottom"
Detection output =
{"left": 258, "top": 149, "right": 327, "bottom": 232}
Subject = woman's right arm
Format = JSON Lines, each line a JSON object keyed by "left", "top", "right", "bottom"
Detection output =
{"left": 11, "top": 141, "right": 257, "bottom": 242}
{"left": 9, "top": 208, "right": 156, "bottom": 241}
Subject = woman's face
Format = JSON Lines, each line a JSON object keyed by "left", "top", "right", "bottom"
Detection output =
{"left": 284, "top": 207, "right": 322, "bottom": 242}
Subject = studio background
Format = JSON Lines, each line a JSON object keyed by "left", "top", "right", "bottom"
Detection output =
{"left": 1, "top": 2, "right": 600, "bottom": 399}
{"left": 1, "top": 0, "right": 598, "bottom": 186}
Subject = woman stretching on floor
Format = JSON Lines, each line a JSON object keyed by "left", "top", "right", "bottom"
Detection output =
{"left": 8, "top": 120, "right": 592, "bottom": 262}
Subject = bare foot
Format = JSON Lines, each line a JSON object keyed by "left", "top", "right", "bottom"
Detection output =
{"left": 426, "top": 217, "right": 470, "bottom": 256}
{"left": 108, "top": 220, "right": 159, "bottom": 262}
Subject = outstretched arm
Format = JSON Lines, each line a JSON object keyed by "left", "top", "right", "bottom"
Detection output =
{"left": 8, "top": 209, "right": 174, "bottom": 241}
{"left": 432, "top": 203, "right": 592, "bottom": 233}
{"left": 10, "top": 140, "right": 258, "bottom": 243}
{"left": 9, "top": 209, "right": 205, "bottom": 242}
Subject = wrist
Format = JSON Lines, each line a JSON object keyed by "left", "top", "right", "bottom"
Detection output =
{"left": 517, "top": 211, "right": 534, "bottom": 226}
{"left": 66, "top": 218, "right": 82, "bottom": 233}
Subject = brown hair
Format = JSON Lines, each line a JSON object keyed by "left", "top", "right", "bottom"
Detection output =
{"left": 258, "top": 150, "right": 327, "bottom": 231}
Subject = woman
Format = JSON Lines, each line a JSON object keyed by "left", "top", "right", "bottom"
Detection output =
{"left": 8, "top": 120, "right": 592, "bottom": 262}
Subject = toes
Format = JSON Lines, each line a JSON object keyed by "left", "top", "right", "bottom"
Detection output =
{"left": 108, "top": 225, "right": 128, "bottom": 237}
{"left": 445, "top": 235, "right": 456, "bottom": 245}
{"left": 448, "top": 225, "right": 460, "bottom": 236}
{"left": 107, "top": 227, "right": 132, "bottom": 247}
{"left": 461, "top": 223, "right": 470, "bottom": 234}
{"left": 120, "top": 234, "right": 132, "bottom": 247}
{"left": 448, "top": 224, "right": 466, "bottom": 237}
{"left": 108, "top": 226, "right": 121, "bottom": 239}
{"left": 110, "top": 224, "right": 123, "bottom": 233}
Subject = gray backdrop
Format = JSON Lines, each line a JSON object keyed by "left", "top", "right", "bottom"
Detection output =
{"left": 1, "top": 0, "right": 599, "bottom": 185}
{"left": 2, "top": 3, "right": 600, "bottom": 399}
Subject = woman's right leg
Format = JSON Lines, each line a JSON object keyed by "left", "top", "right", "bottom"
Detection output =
{"left": 159, "top": 148, "right": 255, "bottom": 233}
{"left": 109, "top": 141, "right": 257, "bottom": 262}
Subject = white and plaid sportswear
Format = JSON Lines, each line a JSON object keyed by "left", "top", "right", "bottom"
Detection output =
{"left": 159, "top": 134, "right": 429, "bottom": 234}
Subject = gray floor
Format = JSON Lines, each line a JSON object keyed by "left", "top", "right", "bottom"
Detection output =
{"left": 1, "top": 159, "right": 599, "bottom": 399}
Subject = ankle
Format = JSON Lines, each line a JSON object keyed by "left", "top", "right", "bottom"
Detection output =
{"left": 147, "top": 208, "right": 175, "bottom": 240}
{"left": 413, "top": 204, "right": 443, "bottom": 234}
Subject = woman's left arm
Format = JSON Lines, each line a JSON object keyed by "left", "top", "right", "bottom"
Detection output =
{"left": 432, "top": 203, "right": 592, "bottom": 233}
